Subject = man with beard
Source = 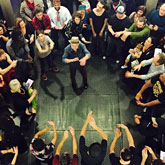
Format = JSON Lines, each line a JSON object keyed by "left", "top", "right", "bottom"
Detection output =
{"left": 47, "top": 0, "right": 71, "bottom": 50}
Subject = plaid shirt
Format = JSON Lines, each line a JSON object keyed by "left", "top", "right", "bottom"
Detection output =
{"left": 32, "top": 14, "right": 51, "bottom": 30}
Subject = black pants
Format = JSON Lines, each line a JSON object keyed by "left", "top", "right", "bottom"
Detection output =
{"left": 39, "top": 54, "right": 54, "bottom": 74}
{"left": 69, "top": 65, "right": 87, "bottom": 87}
{"left": 51, "top": 28, "right": 68, "bottom": 49}
{"left": 92, "top": 35, "right": 105, "bottom": 56}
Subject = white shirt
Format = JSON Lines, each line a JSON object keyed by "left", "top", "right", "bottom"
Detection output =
{"left": 47, "top": 6, "right": 71, "bottom": 28}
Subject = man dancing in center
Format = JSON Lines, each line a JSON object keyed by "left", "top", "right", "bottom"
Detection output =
{"left": 62, "top": 36, "right": 91, "bottom": 94}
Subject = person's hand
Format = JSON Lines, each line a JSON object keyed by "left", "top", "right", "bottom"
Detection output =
{"left": 92, "top": 32, "right": 97, "bottom": 38}
{"left": 121, "top": 32, "right": 130, "bottom": 42}
{"left": 82, "top": 38, "right": 91, "bottom": 44}
{"left": 30, "top": 35, "right": 34, "bottom": 44}
{"left": 27, "top": 18, "right": 32, "bottom": 22}
{"left": 134, "top": 63, "right": 142, "bottom": 72}
{"left": 44, "top": 29, "right": 51, "bottom": 34}
{"left": 63, "top": 130, "right": 69, "bottom": 140}
{"left": 87, "top": 111, "right": 93, "bottom": 122}
{"left": 125, "top": 71, "right": 133, "bottom": 78}
{"left": 145, "top": 146, "right": 154, "bottom": 154}
{"left": 13, "top": 146, "right": 18, "bottom": 155}
{"left": 135, "top": 92, "right": 143, "bottom": 101}
{"left": 136, "top": 100, "right": 146, "bottom": 106}
{"left": 79, "top": 58, "right": 86, "bottom": 66}
{"left": 153, "top": 25, "right": 158, "bottom": 31}
{"left": 99, "top": 31, "right": 103, "bottom": 37}
{"left": 54, "top": 26, "right": 61, "bottom": 30}
{"left": 69, "top": 126, "right": 75, "bottom": 136}
{"left": 11, "top": 60, "right": 17, "bottom": 68}
{"left": 83, "top": 24, "right": 87, "bottom": 28}
{"left": 152, "top": 123, "right": 158, "bottom": 128}
{"left": 142, "top": 147, "right": 148, "bottom": 161}
{"left": 25, "top": 108, "right": 31, "bottom": 115}
{"left": 32, "top": 89, "right": 37, "bottom": 97}
{"left": 114, "top": 32, "right": 121, "bottom": 38}
{"left": 149, "top": 24, "right": 154, "bottom": 30}
{"left": 49, "top": 44, "right": 54, "bottom": 50}
{"left": 48, "top": 121, "right": 55, "bottom": 127}
{"left": 45, "top": 45, "right": 49, "bottom": 51}
{"left": 117, "top": 123, "right": 128, "bottom": 129}
{"left": 45, "top": 125, "right": 51, "bottom": 131}
{"left": 72, "top": 57, "right": 79, "bottom": 62}
{"left": 89, "top": 116, "right": 97, "bottom": 128}
{"left": 114, "top": 128, "right": 122, "bottom": 139}
{"left": 32, "top": 108, "right": 36, "bottom": 114}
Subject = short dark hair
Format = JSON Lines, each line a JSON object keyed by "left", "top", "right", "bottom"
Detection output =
{"left": 98, "top": 0, "right": 106, "bottom": 7}
{"left": 89, "top": 142, "right": 102, "bottom": 158}
{"left": 32, "top": 138, "right": 45, "bottom": 152}
{"left": 11, "top": 28, "right": 22, "bottom": 41}
{"left": 0, "top": 23, "right": 7, "bottom": 33}
{"left": 121, "top": 148, "right": 132, "bottom": 161}
{"left": 138, "top": 16, "right": 147, "bottom": 25}
{"left": 137, "top": 5, "right": 146, "bottom": 14}
{"left": 157, "top": 52, "right": 165, "bottom": 65}
{"left": 60, "top": 153, "right": 71, "bottom": 165}
{"left": 72, "top": 12, "right": 82, "bottom": 20}
{"left": 34, "top": 7, "right": 44, "bottom": 15}
{"left": 36, "top": 29, "right": 44, "bottom": 36}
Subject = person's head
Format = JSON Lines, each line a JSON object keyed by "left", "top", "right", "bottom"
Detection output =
{"left": 32, "top": 138, "right": 45, "bottom": 152}
{"left": 153, "top": 52, "right": 165, "bottom": 66}
{"left": 27, "top": 0, "right": 34, "bottom": 3}
{"left": 72, "top": 12, "right": 82, "bottom": 25}
{"left": 53, "top": 0, "right": 61, "bottom": 11}
{"left": 120, "top": 148, "right": 132, "bottom": 162}
{"left": 0, "top": 23, "right": 6, "bottom": 35}
{"left": 11, "top": 28, "right": 24, "bottom": 41}
{"left": 136, "top": 16, "right": 146, "bottom": 29}
{"left": 116, "top": 6, "right": 126, "bottom": 19}
{"left": 60, "top": 152, "right": 71, "bottom": 165}
{"left": 9, "top": 79, "right": 21, "bottom": 93}
{"left": 15, "top": 17, "right": 25, "bottom": 29}
{"left": 112, "top": 0, "right": 119, "bottom": 6}
{"left": 70, "top": 36, "right": 79, "bottom": 52}
{"left": 36, "top": 29, "right": 45, "bottom": 42}
{"left": 96, "top": 0, "right": 105, "bottom": 11}
{"left": 144, "top": 36, "right": 155, "bottom": 47}
{"left": 34, "top": 7, "right": 44, "bottom": 20}
{"left": 89, "top": 142, "right": 102, "bottom": 158}
{"left": 78, "top": 5, "right": 86, "bottom": 16}
{"left": 0, "top": 49, "right": 6, "bottom": 60}
{"left": 159, "top": 3, "right": 165, "bottom": 17}
{"left": 134, "top": 43, "right": 143, "bottom": 52}
{"left": 137, "top": 5, "right": 146, "bottom": 17}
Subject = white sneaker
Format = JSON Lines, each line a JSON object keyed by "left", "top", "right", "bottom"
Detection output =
{"left": 121, "top": 65, "right": 128, "bottom": 69}
{"left": 102, "top": 56, "right": 106, "bottom": 60}
{"left": 116, "top": 60, "right": 120, "bottom": 64}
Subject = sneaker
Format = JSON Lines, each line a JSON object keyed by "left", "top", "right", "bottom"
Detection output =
{"left": 84, "top": 83, "right": 88, "bottom": 89}
{"left": 121, "top": 65, "right": 128, "bottom": 69}
{"left": 116, "top": 60, "right": 120, "bottom": 64}
{"left": 102, "top": 56, "right": 106, "bottom": 60}
{"left": 42, "top": 73, "right": 48, "bottom": 80}
{"left": 51, "top": 67, "right": 59, "bottom": 72}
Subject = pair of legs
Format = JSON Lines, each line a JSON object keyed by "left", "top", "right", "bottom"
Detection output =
{"left": 106, "top": 36, "right": 125, "bottom": 63}
{"left": 92, "top": 34, "right": 105, "bottom": 56}
{"left": 69, "top": 65, "right": 88, "bottom": 90}
{"left": 51, "top": 28, "right": 68, "bottom": 50}
{"left": 39, "top": 53, "right": 58, "bottom": 80}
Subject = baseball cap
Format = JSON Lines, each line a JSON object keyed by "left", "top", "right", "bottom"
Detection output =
{"left": 116, "top": 6, "right": 125, "bottom": 14}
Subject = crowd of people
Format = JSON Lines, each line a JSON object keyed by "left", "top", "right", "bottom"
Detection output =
{"left": 0, "top": 0, "right": 165, "bottom": 164}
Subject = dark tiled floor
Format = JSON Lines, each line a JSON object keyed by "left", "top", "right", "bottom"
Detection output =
{"left": 18, "top": 52, "right": 144, "bottom": 165}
